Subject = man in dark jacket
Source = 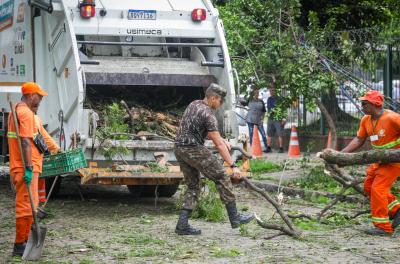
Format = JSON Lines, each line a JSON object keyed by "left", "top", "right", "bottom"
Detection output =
{"left": 266, "top": 86, "right": 286, "bottom": 153}
{"left": 244, "top": 89, "right": 269, "bottom": 152}
{"left": 174, "top": 83, "right": 254, "bottom": 235}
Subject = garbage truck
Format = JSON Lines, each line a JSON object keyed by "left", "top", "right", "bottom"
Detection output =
{"left": 0, "top": 0, "right": 240, "bottom": 197}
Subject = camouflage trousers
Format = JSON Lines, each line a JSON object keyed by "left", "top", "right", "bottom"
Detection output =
{"left": 174, "top": 145, "right": 236, "bottom": 211}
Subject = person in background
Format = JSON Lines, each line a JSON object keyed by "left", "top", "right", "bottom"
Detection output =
{"left": 242, "top": 88, "right": 269, "bottom": 152}
{"left": 266, "top": 85, "right": 286, "bottom": 153}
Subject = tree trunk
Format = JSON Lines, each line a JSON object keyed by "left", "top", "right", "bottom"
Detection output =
{"left": 319, "top": 148, "right": 400, "bottom": 166}
{"left": 315, "top": 98, "right": 337, "bottom": 149}
{"left": 321, "top": 89, "right": 359, "bottom": 123}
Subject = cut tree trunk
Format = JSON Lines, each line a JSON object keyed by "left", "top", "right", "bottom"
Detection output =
{"left": 319, "top": 148, "right": 400, "bottom": 166}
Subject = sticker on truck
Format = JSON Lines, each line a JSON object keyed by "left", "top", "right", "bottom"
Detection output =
{"left": 127, "top": 10, "right": 156, "bottom": 20}
{"left": 0, "top": 0, "right": 14, "bottom": 32}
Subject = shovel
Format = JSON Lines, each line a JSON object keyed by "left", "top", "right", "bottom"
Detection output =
{"left": 10, "top": 102, "right": 47, "bottom": 260}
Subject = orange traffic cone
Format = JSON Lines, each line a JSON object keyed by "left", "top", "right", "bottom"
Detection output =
{"left": 288, "top": 125, "right": 301, "bottom": 158}
{"left": 252, "top": 125, "right": 263, "bottom": 158}
{"left": 326, "top": 130, "right": 332, "bottom": 149}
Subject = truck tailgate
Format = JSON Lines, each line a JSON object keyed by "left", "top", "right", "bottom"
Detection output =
{"left": 82, "top": 56, "right": 216, "bottom": 87}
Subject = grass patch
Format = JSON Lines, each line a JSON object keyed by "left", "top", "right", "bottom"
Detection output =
{"left": 79, "top": 260, "right": 92, "bottom": 264}
{"left": 294, "top": 212, "right": 360, "bottom": 231}
{"left": 238, "top": 159, "right": 282, "bottom": 180}
{"left": 391, "top": 182, "right": 400, "bottom": 197}
{"left": 139, "top": 214, "right": 155, "bottom": 225}
{"left": 248, "top": 159, "right": 282, "bottom": 173}
{"left": 293, "top": 218, "right": 331, "bottom": 231}
{"left": 176, "top": 179, "right": 226, "bottom": 222}
{"left": 210, "top": 247, "right": 242, "bottom": 258}
{"left": 113, "top": 252, "right": 128, "bottom": 260}
{"left": 305, "top": 193, "right": 331, "bottom": 204}
{"left": 321, "top": 213, "right": 361, "bottom": 227}
{"left": 120, "top": 234, "right": 165, "bottom": 246}
{"left": 252, "top": 175, "right": 280, "bottom": 181}
{"left": 239, "top": 224, "right": 261, "bottom": 239}
{"left": 288, "top": 165, "right": 341, "bottom": 193}
{"left": 85, "top": 242, "right": 105, "bottom": 253}
{"left": 130, "top": 248, "right": 160, "bottom": 257}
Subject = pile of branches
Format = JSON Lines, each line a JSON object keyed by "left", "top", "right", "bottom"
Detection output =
{"left": 121, "top": 100, "right": 181, "bottom": 139}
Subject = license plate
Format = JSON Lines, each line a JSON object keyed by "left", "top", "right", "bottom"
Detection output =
{"left": 128, "top": 10, "right": 156, "bottom": 20}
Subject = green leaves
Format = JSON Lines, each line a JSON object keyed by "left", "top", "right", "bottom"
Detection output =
{"left": 96, "top": 103, "right": 129, "bottom": 160}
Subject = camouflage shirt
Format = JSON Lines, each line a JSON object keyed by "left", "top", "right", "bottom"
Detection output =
{"left": 175, "top": 100, "right": 219, "bottom": 146}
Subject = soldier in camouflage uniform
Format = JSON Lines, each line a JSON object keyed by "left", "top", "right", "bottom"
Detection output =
{"left": 174, "top": 83, "right": 254, "bottom": 235}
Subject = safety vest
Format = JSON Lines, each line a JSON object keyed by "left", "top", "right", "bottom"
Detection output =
{"left": 7, "top": 111, "right": 39, "bottom": 140}
{"left": 371, "top": 138, "right": 400, "bottom": 150}
{"left": 7, "top": 130, "right": 39, "bottom": 139}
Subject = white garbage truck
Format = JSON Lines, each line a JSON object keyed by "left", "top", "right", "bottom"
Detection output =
{"left": 0, "top": 0, "right": 239, "bottom": 197}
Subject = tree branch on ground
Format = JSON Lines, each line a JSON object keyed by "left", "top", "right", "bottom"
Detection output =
{"left": 242, "top": 178, "right": 302, "bottom": 238}
{"left": 312, "top": 150, "right": 371, "bottom": 221}
{"left": 351, "top": 210, "right": 370, "bottom": 219}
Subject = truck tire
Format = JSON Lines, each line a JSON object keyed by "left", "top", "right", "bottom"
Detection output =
{"left": 45, "top": 176, "right": 62, "bottom": 198}
{"left": 127, "top": 185, "right": 158, "bottom": 197}
{"left": 127, "top": 185, "right": 144, "bottom": 198}
{"left": 140, "top": 185, "right": 157, "bottom": 197}
{"left": 157, "top": 184, "right": 180, "bottom": 197}
{"left": 127, "top": 184, "right": 180, "bottom": 198}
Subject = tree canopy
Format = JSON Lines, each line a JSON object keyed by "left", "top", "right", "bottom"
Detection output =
{"left": 215, "top": 0, "right": 400, "bottom": 120}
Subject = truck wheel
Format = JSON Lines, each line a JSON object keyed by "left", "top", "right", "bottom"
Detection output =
{"left": 45, "top": 176, "right": 62, "bottom": 198}
{"left": 127, "top": 185, "right": 144, "bottom": 198}
{"left": 140, "top": 185, "right": 157, "bottom": 197}
{"left": 157, "top": 184, "right": 180, "bottom": 197}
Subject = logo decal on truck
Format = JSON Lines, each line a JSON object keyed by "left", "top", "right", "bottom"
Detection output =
{"left": 16, "top": 3, "right": 25, "bottom": 23}
{"left": 1, "top": 55, "right": 6, "bottom": 69}
{"left": 126, "top": 29, "right": 162, "bottom": 35}
{"left": 0, "top": 0, "right": 14, "bottom": 32}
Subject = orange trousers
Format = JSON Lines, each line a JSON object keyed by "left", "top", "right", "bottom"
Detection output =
{"left": 38, "top": 178, "right": 46, "bottom": 203}
{"left": 10, "top": 171, "right": 39, "bottom": 243}
{"left": 364, "top": 164, "right": 400, "bottom": 233}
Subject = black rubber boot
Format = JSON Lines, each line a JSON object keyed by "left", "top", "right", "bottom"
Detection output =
{"left": 392, "top": 209, "right": 400, "bottom": 230}
{"left": 363, "top": 227, "right": 392, "bottom": 237}
{"left": 37, "top": 206, "right": 47, "bottom": 219}
{"left": 12, "top": 242, "right": 26, "bottom": 257}
{"left": 175, "top": 210, "right": 201, "bottom": 235}
{"left": 226, "top": 202, "right": 254, "bottom": 228}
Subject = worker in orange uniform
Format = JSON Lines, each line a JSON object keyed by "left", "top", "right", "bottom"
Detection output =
{"left": 341, "top": 90, "right": 400, "bottom": 236}
{"left": 7, "top": 82, "right": 49, "bottom": 256}
{"left": 35, "top": 114, "right": 61, "bottom": 218}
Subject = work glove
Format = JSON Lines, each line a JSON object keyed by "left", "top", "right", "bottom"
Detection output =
{"left": 24, "top": 166, "right": 33, "bottom": 184}
{"left": 230, "top": 167, "right": 242, "bottom": 184}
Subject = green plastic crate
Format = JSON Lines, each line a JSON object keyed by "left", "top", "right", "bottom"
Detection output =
{"left": 40, "top": 148, "right": 87, "bottom": 178}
